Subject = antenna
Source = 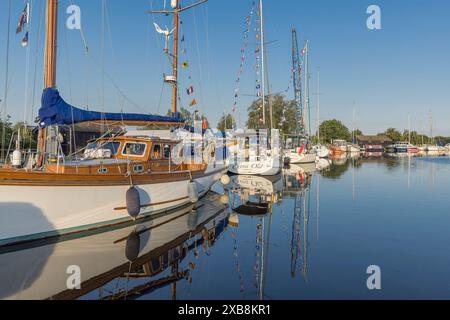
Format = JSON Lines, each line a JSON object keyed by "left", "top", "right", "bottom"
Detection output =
{"left": 153, "top": 23, "right": 175, "bottom": 53}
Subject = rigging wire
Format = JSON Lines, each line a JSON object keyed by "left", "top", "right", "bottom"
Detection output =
{"left": 68, "top": 0, "right": 90, "bottom": 110}
{"left": 23, "top": 0, "right": 34, "bottom": 136}
{"left": 192, "top": 8, "right": 206, "bottom": 114}
{"left": 201, "top": 5, "right": 224, "bottom": 116}
{"left": 30, "top": 0, "right": 44, "bottom": 125}
{"left": 1, "top": 0, "right": 12, "bottom": 162}
{"left": 149, "top": 0, "right": 170, "bottom": 115}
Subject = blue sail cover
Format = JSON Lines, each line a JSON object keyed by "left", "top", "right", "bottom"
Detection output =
{"left": 38, "top": 88, "right": 183, "bottom": 128}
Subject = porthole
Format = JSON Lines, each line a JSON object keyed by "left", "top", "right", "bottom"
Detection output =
{"left": 98, "top": 167, "right": 108, "bottom": 174}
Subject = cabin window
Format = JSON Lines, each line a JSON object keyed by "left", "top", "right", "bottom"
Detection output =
{"left": 163, "top": 144, "right": 171, "bottom": 159}
{"left": 85, "top": 141, "right": 120, "bottom": 156}
{"left": 133, "top": 165, "right": 144, "bottom": 173}
{"left": 98, "top": 167, "right": 108, "bottom": 174}
{"left": 152, "top": 144, "right": 162, "bottom": 159}
{"left": 101, "top": 142, "right": 121, "bottom": 156}
{"left": 123, "top": 143, "right": 147, "bottom": 157}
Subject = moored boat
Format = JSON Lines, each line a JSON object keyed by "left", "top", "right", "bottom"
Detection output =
{"left": 313, "top": 144, "right": 330, "bottom": 158}
{"left": 228, "top": 129, "right": 281, "bottom": 176}
{"left": 0, "top": 0, "right": 214, "bottom": 247}
{"left": 283, "top": 136, "right": 317, "bottom": 164}
{"left": 364, "top": 145, "right": 384, "bottom": 153}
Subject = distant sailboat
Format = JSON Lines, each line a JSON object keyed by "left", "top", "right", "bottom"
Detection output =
{"left": 282, "top": 31, "right": 317, "bottom": 165}
{"left": 313, "top": 69, "right": 329, "bottom": 158}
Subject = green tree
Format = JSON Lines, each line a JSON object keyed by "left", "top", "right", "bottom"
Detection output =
{"left": 217, "top": 113, "right": 236, "bottom": 131}
{"left": 318, "top": 119, "right": 351, "bottom": 143}
{"left": 13, "top": 122, "right": 37, "bottom": 150}
{"left": 352, "top": 129, "right": 363, "bottom": 137}
{"left": 0, "top": 115, "right": 13, "bottom": 160}
{"left": 166, "top": 107, "right": 192, "bottom": 124}
{"left": 383, "top": 128, "right": 403, "bottom": 142}
{"left": 321, "top": 159, "right": 351, "bottom": 180}
{"left": 246, "top": 95, "right": 298, "bottom": 135}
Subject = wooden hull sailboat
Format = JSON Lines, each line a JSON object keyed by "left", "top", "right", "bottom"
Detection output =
{"left": 0, "top": 0, "right": 214, "bottom": 247}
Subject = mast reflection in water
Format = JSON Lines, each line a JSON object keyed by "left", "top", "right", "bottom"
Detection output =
{"left": 3, "top": 155, "right": 450, "bottom": 299}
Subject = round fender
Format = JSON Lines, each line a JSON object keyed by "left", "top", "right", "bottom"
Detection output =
{"left": 126, "top": 186, "right": 141, "bottom": 218}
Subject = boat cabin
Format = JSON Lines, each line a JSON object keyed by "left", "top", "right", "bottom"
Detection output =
{"left": 283, "top": 135, "right": 310, "bottom": 150}
{"left": 45, "top": 135, "right": 206, "bottom": 175}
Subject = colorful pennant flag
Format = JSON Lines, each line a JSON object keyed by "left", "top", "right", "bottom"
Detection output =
{"left": 21, "top": 31, "right": 29, "bottom": 47}
{"left": 189, "top": 99, "right": 197, "bottom": 107}
{"left": 16, "top": 3, "right": 29, "bottom": 34}
{"left": 182, "top": 61, "right": 189, "bottom": 69}
{"left": 186, "top": 86, "right": 194, "bottom": 95}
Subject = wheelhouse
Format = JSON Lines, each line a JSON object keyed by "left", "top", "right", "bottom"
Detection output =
{"left": 45, "top": 135, "right": 205, "bottom": 175}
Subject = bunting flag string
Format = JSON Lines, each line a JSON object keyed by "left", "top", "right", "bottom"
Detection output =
{"left": 231, "top": 1, "right": 256, "bottom": 116}
{"left": 179, "top": 19, "right": 201, "bottom": 110}
{"left": 16, "top": 2, "right": 30, "bottom": 47}
{"left": 16, "top": 3, "right": 29, "bottom": 34}
{"left": 189, "top": 99, "right": 197, "bottom": 107}
{"left": 21, "top": 31, "right": 29, "bottom": 47}
{"left": 254, "top": 9, "right": 262, "bottom": 102}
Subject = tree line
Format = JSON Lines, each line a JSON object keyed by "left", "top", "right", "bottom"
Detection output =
{"left": 1, "top": 95, "right": 449, "bottom": 156}
{"left": 217, "top": 95, "right": 450, "bottom": 145}
{"left": 0, "top": 117, "right": 36, "bottom": 155}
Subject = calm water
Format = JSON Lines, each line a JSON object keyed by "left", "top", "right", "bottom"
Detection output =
{"left": 2, "top": 155, "right": 450, "bottom": 300}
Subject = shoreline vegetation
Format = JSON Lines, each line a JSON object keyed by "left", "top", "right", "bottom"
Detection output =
{"left": 1, "top": 95, "right": 449, "bottom": 157}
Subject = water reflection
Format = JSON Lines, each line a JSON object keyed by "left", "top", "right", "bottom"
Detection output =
{"left": 229, "top": 175, "right": 283, "bottom": 216}
{"left": 2, "top": 154, "right": 450, "bottom": 299}
{"left": 0, "top": 194, "right": 228, "bottom": 300}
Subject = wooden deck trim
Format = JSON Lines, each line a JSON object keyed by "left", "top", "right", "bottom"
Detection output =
{"left": 113, "top": 196, "right": 189, "bottom": 211}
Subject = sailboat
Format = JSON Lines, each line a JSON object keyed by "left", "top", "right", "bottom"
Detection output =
{"left": 0, "top": 0, "right": 215, "bottom": 247}
{"left": 228, "top": 0, "right": 281, "bottom": 176}
{"left": 313, "top": 70, "right": 329, "bottom": 159}
{"left": 346, "top": 107, "right": 361, "bottom": 153}
{"left": 282, "top": 32, "right": 317, "bottom": 165}
{"left": 424, "top": 112, "right": 440, "bottom": 153}
{"left": 139, "top": 0, "right": 229, "bottom": 194}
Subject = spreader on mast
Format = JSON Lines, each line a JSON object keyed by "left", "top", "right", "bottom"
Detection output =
{"left": 149, "top": 0, "right": 208, "bottom": 117}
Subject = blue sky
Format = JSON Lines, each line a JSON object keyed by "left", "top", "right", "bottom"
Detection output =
{"left": 1, "top": 0, "right": 450, "bottom": 135}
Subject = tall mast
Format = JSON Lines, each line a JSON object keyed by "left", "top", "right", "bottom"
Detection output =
{"left": 429, "top": 110, "right": 434, "bottom": 144}
{"left": 291, "top": 28, "right": 304, "bottom": 136}
{"left": 149, "top": 0, "right": 207, "bottom": 116}
{"left": 171, "top": 2, "right": 180, "bottom": 115}
{"left": 45, "top": 0, "right": 58, "bottom": 89}
{"left": 304, "top": 40, "right": 310, "bottom": 137}
{"left": 260, "top": 0, "right": 266, "bottom": 127}
{"left": 1, "top": 0, "right": 12, "bottom": 162}
{"left": 37, "top": 0, "right": 58, "bottom": 167}
{"left": 408, "top": 114, "right": 411, "bottom": 144}
{"left": 316, "top": 69, "right": 320, "bottom": 143}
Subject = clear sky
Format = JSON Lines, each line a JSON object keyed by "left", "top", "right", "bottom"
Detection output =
{"left": 1, "top": 0, "right": 450, "bottom": 135}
